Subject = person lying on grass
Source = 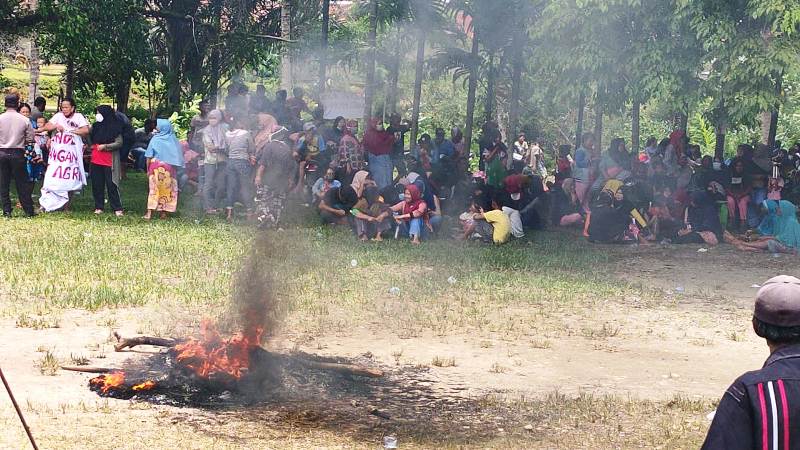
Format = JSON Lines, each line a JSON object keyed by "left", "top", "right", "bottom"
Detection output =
{"left": 725, "top": 199, "right": 800, "bottom": 255}
{"left": 390, "top": 184, "right": 431, "bottom": 245}
{"left": 458, "top": 196, "right": 511, "bottom": 245}
{"left": 670, "top": 190, "right": 723, "bottom": 246}
{"left": 585, "top": 187, "right": 652, "bottom": 245}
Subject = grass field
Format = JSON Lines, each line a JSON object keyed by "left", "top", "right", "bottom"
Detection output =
{"left": 0, "top": 174, "right": 726, "bottom": 449}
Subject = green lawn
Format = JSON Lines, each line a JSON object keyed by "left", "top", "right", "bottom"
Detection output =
{"left": 0, "top": 175, "right": 719, "bottom": 449}
{"left": 0, "top": 172, "right": 640, "bottom": 337}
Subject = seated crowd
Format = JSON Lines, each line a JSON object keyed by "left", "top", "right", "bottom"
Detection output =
{"left": 4, "top": 84, "right": 800, "bottom": 254}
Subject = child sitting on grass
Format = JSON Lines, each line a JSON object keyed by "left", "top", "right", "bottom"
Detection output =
{"left": 459, "top": 196, "right": 511, "bottom": 245}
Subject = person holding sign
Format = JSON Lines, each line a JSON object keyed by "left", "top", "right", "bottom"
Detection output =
{"left": 38, "top": 97, "right": 90, "bottom": 212}
{"left": 143, "top": 119, "right": 184, "bottom": 220}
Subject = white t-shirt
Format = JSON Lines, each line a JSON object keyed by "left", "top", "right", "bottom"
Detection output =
{"left": 49, "top": 111, "right": 89, "bottom": 147}
{"left": 49, "top": 112, "right": 89, "bottom": 133}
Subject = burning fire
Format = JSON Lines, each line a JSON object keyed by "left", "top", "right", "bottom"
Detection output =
{"left": 173, "top": 320, "right": 263, "bottom": 380}
{"left": 89, "top": 372, "right": 157, "bottom": 394}
{"left": 132, "top": 380, "right": 157, "bottom": 391}
{"left": 89, "top": 372, "right": 126, "bottom": 394}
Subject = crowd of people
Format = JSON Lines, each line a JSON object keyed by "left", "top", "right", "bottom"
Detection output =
{"left": 2, "top": 84, "right": 800, "bottom": 253}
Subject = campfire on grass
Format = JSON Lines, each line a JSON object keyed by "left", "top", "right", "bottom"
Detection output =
{"left": 67, "top": 321, "right": 383, "bottom": 402}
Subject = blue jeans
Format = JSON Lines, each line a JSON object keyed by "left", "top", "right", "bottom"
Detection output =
{"left": 368, "top": 153, "right": 392, "bottom": 190}
{"left": 398, "top": 216, "right": 442, "bottom": 240}
{"left": 130, "top": 147, "right": 147, "bottom": 171}
{"left": 749, "top": 187, "right": 767, "bottom": 228}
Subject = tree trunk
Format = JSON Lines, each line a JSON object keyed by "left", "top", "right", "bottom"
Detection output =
{"left": 386, "top": 37, "right": 401, "bottom": 114}
{"left": 768, "top": 109, "right": 779, "bottom": 150}
{"left": 576, "top": 92, "right": 585, "bottom": 148}
{"left": 484, "top": 53, "right": 495, "bottom": 124}
{"left": 508, "top": 50, "right": 522, "bottom": 143}
{"left": 760, "top": 111, "right": 772, "bottom": 146}
{"left": 769, "top": 76, "right": 783, "bottom": 149}
{"left": 164, "top": 18, "right": 185, "bottom": 114}
{"left": 318, "top": 0, "right": 331, "bottom": 95}
{"left": 631, "top": 101, "right": 640, "bottom": 153}
{"left": 463, "top": 28, "right": 480, "bottom": 159}
{"left": 208, "top": 48, "right": 222, "bottom": 109}
{"left": 715, "top": 124, "right": 727, "bottom": 161}
{"left": 65, "top": 58, "right": 75, "bottom": 99}
{"left": 679, "top": 112, "right": 688, "bottom": 132}
{"left": 280, "top": 0, "right": 293, "bottom": 90}
{"left": 409, "top": 32, "right": 426, "bottom": 147}
{"left": 27, "top": 36, "right": 40, "bottom": 101}
{"left": 594, "top": 93, "right": 603, "bottom": 151}
{"left": 115, "top": 77, "right": 131, "bottom": 114}
{"left": 363, "top": 0, "right": 379, "bottom": 122}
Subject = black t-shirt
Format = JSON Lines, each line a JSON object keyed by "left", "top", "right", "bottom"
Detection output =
{"left": 258, "top": 140, "right": 296, "bottom": 193}
{"left": 588, "top": 204, "right": 629, "bottom": 243}
{"left": 387, "top": 124, "right": 410, "bottom": 156}
{"left": 323, "top": 186, "right": 357, "bottom": 211}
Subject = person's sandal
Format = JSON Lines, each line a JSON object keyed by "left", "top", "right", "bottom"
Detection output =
{"left": 115, "top": 211, "right": 124, "bottom": 217}
{"left": 94, "top": 209, "right": 103, "bottom": 215}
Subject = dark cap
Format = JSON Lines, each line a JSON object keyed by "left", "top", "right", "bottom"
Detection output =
{"left": 4, "top": 94, "right": 19, "bottom": 109}
{"left": 755, "top": 275, "right": 800, "bottom": 327}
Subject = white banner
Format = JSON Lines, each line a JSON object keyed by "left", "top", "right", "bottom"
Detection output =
{"left": 320, "top": 91, "right": 365, "bottom": 120}
{"left": 40, "top": 132, "right": 86, "bottom": 212}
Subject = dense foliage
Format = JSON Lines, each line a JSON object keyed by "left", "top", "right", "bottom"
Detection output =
{"left": 3, "top": 0, "right": 800, "bottom": 156}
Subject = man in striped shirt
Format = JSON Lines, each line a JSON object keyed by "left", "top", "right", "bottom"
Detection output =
{"left": 703, "top": 275, "right": 800, "bottom": 450}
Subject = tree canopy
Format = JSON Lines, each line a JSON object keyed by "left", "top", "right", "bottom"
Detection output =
{"left": 2, "top": 0, "right": 800, "bottom": 155}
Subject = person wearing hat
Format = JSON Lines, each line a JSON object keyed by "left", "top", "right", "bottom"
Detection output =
{"left": 702, "top": 275, "right": 800, "bottom": 449}
{"left": 0, "top": 94, "right": 35, "bottom": 217}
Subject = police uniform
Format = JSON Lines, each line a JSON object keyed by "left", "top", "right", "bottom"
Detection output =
{"left": 703, "top": 276, "right": 800, "bottom": 450}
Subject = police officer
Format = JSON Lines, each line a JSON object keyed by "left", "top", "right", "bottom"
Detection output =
{"left": 703, "top": 275, "right": 800, "bottom": 449}
{"left": 0, "top": 94, "right": 35, "bottom": 217}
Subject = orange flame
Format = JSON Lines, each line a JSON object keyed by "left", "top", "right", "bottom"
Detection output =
{"left": 89, "top": 372, "right": 126, "bottom": 394}
{"left": 132, "top": 380, "right": 157, "bottom": 391}
{"left": 173, "top": 320, "right": 263, "bottom": 380}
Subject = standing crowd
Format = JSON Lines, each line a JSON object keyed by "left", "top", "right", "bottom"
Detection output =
{"left": 2, "top": 84, "right": 800, "bottom": 254}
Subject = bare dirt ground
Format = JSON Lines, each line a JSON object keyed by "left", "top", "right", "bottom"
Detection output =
{"left": 1, "top": 244, "right": 796, "bottom": 449}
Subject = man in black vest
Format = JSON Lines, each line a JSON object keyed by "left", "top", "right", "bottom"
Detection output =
{"left": 703, "top": 275, "right": 800, "bottom": 449}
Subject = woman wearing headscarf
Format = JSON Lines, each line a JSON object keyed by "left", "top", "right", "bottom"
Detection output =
{"left": 253, "top": 113, "right": 287, "bottom": 152}
{"left": 143, "top": 118, "right": 184, "bottom": 220}
{"left": 390, "top": 184, "right": 430, "bottom": 245}
{"left": 200, "top": 110, "right": 228, "bottom": 214}
{"left": 727, "top": 199, "right": 800, "bottom": 254}
{"left": 89, "top": 105, "right": 125, "bottom": 216}
{"left": 363, "top": 118, "right": 395, "bottom": 189}
{"left": 350, "top": 170, "right": 373, "bottom": 200}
